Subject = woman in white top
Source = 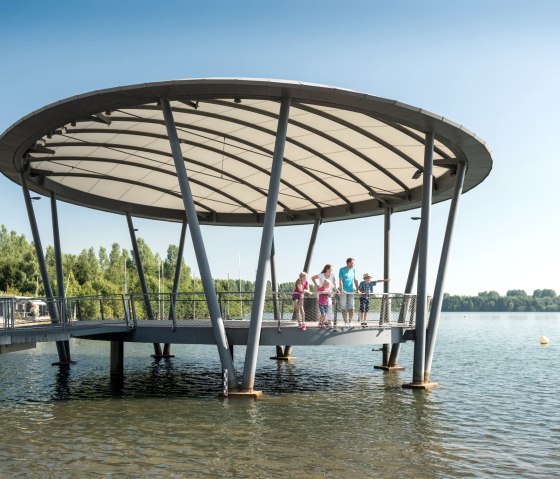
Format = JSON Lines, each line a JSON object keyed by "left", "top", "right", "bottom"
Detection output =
{"left": 312, "top": 264, "right": 337, "bottom": 290}
{"left": 312, "top": 264, "right": 337, "bottom": 327}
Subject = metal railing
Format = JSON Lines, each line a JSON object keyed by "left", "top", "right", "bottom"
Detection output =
{"left": 0, "top": 292, "right": 422, "bottom": 333}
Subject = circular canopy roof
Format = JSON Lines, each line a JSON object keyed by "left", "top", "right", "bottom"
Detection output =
{"left": 0, "top": 78, "right": 492, "bottom": 226}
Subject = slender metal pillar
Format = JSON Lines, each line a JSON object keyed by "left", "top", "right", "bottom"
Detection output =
{"left": 303, "top": 216, "right": 321, "bottom": 273}
{"left": 270, "top": 239, "right": 280, "bottom": 321}
{"left": 20, "top": 171, "right": 68, "bottom": 363}
{"left": 388, "top": 228, "right": 420, "bottom": 367}
{"left": 242, "top": 98, "right": 291, "bottom": 391}
{"left": 110, "top": 340, "right": 124, "bottom": 376}
{"left": 424, "top": 162, "right": 466, "bottom": 382}
{"left": 126, "top": 213, "right": 162, "bottom": 357}
{"left": 163, "top": 218, "right": 187, "bottom": 355}
{"left": 381, "top": 208, "right": 391, "bottom": 366}
{"left": 50, "top": 192, "right": 71, "bottom": 362}
{"left": 162, "top": 218, "right": 188, "bottom": 359}
{"left": 160, "top": 98, "right": 237, "bottom": 389}
{"left": 411, "top": 132, "right": 434, "bottom": 385}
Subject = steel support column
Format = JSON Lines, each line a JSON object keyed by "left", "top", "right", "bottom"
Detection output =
{"left": 242, "top": 98, "right": 291, "bottom": 391}
{"left": 20, "top": 171, "right": 68, "bottom": 363}
{"left": 270, "top": 239, "right": 280, "bottom": 321}
{"left": 381, "top": 208, "right": 391, "bottom": 366}
{"left": 164, "top": 218, "right": 188, "bottom": 356}
{"left": 410, "top": 132, "right": 434, "bottom": 385}
{"left": 50, "top": 192, "right": 72, "bottom": 362}
{"left": 160, "top": 98, "right": 237, "bottom": 389}
{"left": 110, "top": 340, "right": 124, "bottom": 376}
{"left": 303, "top": 216, "right": 321, "bottom": 273}
{"left": 388, "top": 228, "right": 420, "bottom": 367}
{"left": 424, "top": 162, "right": 467, "bottom": 382}
{"left": 126, "top": 213, "right": 162, "bottom": 357}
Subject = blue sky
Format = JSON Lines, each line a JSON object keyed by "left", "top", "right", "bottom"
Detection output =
{"left": 1, "top": 0, "right": 559, "bottom": 295}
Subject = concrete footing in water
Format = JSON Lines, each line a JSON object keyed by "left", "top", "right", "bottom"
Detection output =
{"left": 51, "top": 360, "right": 76, "bottom": 366}
{"left": 402, "top": 382, "right": 439, "bottom": 390}
{"left": 270, "top": 355, "right": 295, "bottom": 361}
{"left": 374, "top": 365, "right": 405, "bottom": 371}
{"left": 223, "top": 390, "right": 263, "bottom": 399}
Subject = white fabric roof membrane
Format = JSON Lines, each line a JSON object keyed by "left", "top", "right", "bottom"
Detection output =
{"left": 0, "top": 78, "right": 492, "bottom": 226}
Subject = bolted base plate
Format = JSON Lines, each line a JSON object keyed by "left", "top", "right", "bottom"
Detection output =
{"left": 51, "top": 360, "right": 77, "bottom": 366}
{"left": 402, "top": 381, "right": 439, "bottom": 390}
{"left": 222, "top": 390, "right": 264, "bottom": 399}
{"left": 374, "top": 365, "right": 406, "bottom": 371}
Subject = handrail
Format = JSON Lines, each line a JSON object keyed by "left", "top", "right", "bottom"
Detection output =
{"left": 0, "top": 292, "right": 421, "bottom": 333}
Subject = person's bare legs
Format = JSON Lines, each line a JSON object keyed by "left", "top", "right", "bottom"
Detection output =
{"left": 348, "top": 308, "right": 354, "bottom": 327}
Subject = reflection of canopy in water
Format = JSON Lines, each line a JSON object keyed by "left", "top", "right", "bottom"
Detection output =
{"left": 0, "top": 79, "right": 491, "bottom": 225}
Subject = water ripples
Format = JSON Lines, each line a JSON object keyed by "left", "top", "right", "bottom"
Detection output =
{"left": 0, "top": 313, "right": 559, "bottom": 478}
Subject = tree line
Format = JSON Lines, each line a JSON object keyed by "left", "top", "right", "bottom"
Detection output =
{"left": 1, "top": 225, "right": 558, "bottom": 312}
{"left": 442, "top": 289, "right": 560, "bottom": 312}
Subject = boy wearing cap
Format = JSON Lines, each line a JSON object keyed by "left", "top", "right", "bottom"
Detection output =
{"left": 358, "top": 273, "right": 389, "bottom": 327}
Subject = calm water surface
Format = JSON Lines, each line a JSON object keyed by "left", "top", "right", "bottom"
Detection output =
{"left": 0, "top": 313, "right": 559, "bottom": 478}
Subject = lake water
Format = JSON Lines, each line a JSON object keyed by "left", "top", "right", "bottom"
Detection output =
{"left": 0, "top": 313, "right": 559, "bottom": 478}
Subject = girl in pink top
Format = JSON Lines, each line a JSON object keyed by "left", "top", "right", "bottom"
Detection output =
{"left": 317, "top": 279, "right": 332, "bottom": 328}
{"left": 292, "top": 272, "right": 310, "bottom": 330}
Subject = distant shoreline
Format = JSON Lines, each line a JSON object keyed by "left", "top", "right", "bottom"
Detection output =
{"left": 442, "top": 289, "right": 560, "bottom": 312}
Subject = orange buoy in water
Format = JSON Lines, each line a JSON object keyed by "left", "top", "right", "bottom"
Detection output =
{"left": 540, "top": 336, "right": 550, "bottom": 345}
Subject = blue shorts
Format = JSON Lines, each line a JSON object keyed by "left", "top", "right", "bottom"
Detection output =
{"left": 360, "top": 297, "right": 370, "bottom": 313}
{"left": 340, "top": 292, "right": 355, "bottom": 310}
{"left": 319, "top": 304, "right": 329, "bottom": 314}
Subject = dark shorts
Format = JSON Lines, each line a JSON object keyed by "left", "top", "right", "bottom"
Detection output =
{"left": 360, "top": 297, "right": 370, "bottom": 313}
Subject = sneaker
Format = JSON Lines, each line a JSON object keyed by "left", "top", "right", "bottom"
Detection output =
{"left": 301, "top": 323, "right": 307, "bottom": 331}
{"left": 361, "top": 322, "right": 368, "bottom": 328}
{"left": 297, "top": 323, "right": 303, "bottom": 329}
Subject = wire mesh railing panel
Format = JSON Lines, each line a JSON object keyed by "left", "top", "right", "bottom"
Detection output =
{"left": 0, "top": 292, "right": 421, "bottom": 334}
{"left": 66, "top": 295, "right": 128, "bottom": 323}
{"left": 0, "top": 297, "right": 15, "bottom": 331}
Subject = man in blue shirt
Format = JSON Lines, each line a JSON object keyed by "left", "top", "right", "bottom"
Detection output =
{"left": 338, "top": 257, "right": 359, "bottom": 329}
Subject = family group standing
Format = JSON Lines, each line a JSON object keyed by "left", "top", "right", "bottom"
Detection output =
{"left": 293, "top": 258, "right": 389, "bottom": 331}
